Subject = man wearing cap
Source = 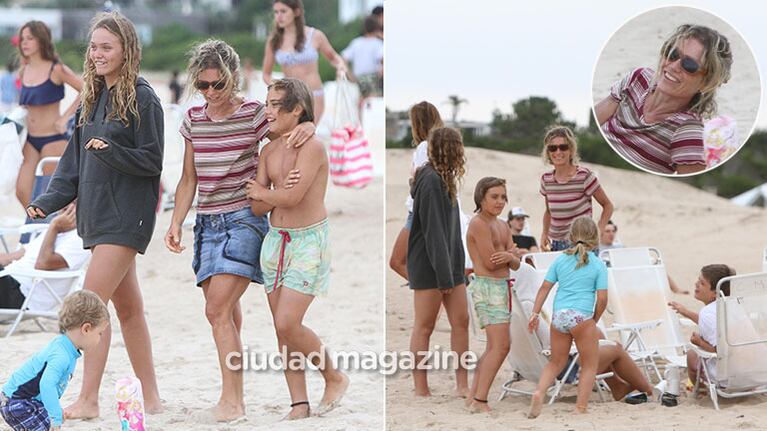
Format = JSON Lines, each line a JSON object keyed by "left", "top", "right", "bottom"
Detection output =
{"left": 506, "top": 207, "right": 539, "bottom": 258}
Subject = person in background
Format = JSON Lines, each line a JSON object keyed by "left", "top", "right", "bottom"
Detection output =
{"left": 507, "top": 206, "right": 539, "bottom": 259}
{"left": 342, "top": 16, "right": 383, "bottom": 103}
{"left": 169, "top": 69, "right": 182, "bottom": 105}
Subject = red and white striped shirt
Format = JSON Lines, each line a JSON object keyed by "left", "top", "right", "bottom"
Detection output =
{"left": 180, "top": 101, "right": 269, "bottom": 214}
{"left": 540, "top": 167, "right": 601, "bottom": 241}
{"left": 602, "top": 67, "right": 705, "bottom": 174}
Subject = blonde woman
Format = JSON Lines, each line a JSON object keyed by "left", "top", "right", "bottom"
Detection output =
{"left": 27, "top": 12, "right": 163, "bottom": 419}
{"left": 262, "top": 0, "right": 347, "bottom": 123}
{"left": 595, "top": 24, "right": 733, "bottom": 175}
{"left": 15, "top": 20, "right": 83, "bottom": 207}
{"left": 164, "top": 40, "right": 314, "bottom": 422}
{"left": 539, "top": 126, "right": 613, "bottom": 252}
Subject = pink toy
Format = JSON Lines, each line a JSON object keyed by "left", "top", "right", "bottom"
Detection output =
{"left": 116, "top": 376, "right": 145, "bottom": 431}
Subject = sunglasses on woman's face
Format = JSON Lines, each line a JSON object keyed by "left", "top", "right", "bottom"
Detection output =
{"left": 195, "top": 79, "right": 226, "bottom": 91}
{"left": 547, "top": 144, "right": 570, "bottom": 153}
{"left": 667, "top": 48, "right": 703, "bottom": 75}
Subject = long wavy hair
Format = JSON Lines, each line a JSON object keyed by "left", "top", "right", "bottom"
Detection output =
{"left": 185, "top": 39, "right": 241, "bottom": 101}
{"left": 409, "top": 101, "right": 444, "bottom": 147}
{"left": 564, "top": 216, "right": 599, "bottom": 269}
{"left": 17, "top": 21, "right": 58, "bottom": 62}
{"left": 269, "top": 0, "right": 307, "bottom": 53}
{"left": 79, "top": 12, "right": 141, "bottom": 127}
{"left": 655, "top": 24, "right": 733, "bottom": 118}
{"left": 541, "top": 125, "right": 580, "bottom": 166}
{"left": 424, "top": 127, "right": 465, "bottom": 204}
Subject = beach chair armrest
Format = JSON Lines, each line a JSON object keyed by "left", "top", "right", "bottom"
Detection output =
{"left": 4, "top": 267, "right": 83, "bottom": 279}
{"left": 606, "top": 319, "right": 664, "bottom": 333}
{"left": 18, "top": 224, "right": 50, "bottom": 236}
{"left": 689, "top": 344, "right": 717, "bottom": 360}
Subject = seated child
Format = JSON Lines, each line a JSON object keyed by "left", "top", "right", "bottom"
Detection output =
{"left": 669, "top": 264, "right": 735, "bottom": 386}
{"left": 1, "top": 290, "right": 109, "bottom": 431}
{"left": 465, "top": 177, "right": 520, "bottom": 412}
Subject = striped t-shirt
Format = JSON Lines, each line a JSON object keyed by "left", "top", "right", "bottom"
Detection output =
{"left": 602, "top": 67, "right": 705, "bottom": 174}
{"left": 540, "top": 166, "right": 601, "bottom": 241}
{"left": 180, "top": 101, "right": 269, "bottom": 214}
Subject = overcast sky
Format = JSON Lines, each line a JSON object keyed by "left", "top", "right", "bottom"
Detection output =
{"left": 385, "top": 0, "right": 765, "bottom": 128}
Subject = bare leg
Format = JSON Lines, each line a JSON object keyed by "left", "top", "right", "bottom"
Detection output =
{"left": 270, "top": 287, "right": 348, "bottom": 418}
{"left": 111, "top": 261, "right": 162, "bottom": 413}
{"left": 202, "top": 274, "right": 249, "bottom": 421}
{"left": 39, "top": 140, "right": 67, "bottom": 174}
{"left": 528, "top": 324, "right": 572, "bottom": 419}
{"left": 389, "top": 227, "right": 409, "bottom": 280}
{"left": 597, "top": 344, "right": 653, "bottom": 400}
{"left": 410, "top": 289, "right": 442, "bottom": 396}
{"left": 64, "top": 245, "right": 136, "bottom": 419}
{"left": 466, "top": 350, "right": 486, "bottom": 407}
{"left": 15, "top": 143, "right": 40, "bottom": 208}
{"left": 687, "top": 349, "right": 699, "bottom": 385}
{"left": 442, "top": 284, "right": 470, "bottom": 396}
{"left": 468, "top": 323, "right": 510, "bottom": 412}
{"left": 571, "top": 319, "right": 600, "bottom": 413}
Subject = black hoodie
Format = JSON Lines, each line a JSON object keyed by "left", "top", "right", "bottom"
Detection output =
{"left": 32, "top": 77, "right": 164, "bottom": 254}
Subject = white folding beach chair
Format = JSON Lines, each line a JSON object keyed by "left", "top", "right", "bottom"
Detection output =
{"left": 599, "top": 247, "right": 663, "bottom": 268}
{"left": 692, "top": 272, "right": 767, "bottom": 410}
{"left": 762, "top": 247, "right": 767, "bottom": 273}
{"left": 500, "top": 287, "right": 614, "bottom": 403}
{"left": 0, "top": 225, "right": 88, "bottom": 337}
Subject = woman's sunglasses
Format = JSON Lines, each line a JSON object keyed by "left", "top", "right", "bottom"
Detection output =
{"left": 667, "top": 48, "right": 703, "bottom": 75}
{"left": 195, "top": 80, "right": 226, "bottom": 91}
{"left": 547, "top": 144, "right": 570, "bottom": 153}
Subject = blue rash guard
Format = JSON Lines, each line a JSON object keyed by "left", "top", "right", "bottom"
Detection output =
{"left": 2, "top": 335, "right": 81, "bottom": 427}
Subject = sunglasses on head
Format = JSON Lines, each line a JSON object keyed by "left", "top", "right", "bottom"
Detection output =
{"left": 547, "top": 144, "right": 570, "bottom": 153}
{"left": 195, "top": 79, "right": 226, "bottom": 91}
{"left": 667, "top": 47, "right": 703, "bottom": 75}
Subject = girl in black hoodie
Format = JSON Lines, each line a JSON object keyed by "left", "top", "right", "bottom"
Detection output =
{"left": 28, "top": 11, "right": 163, "bottom": 419}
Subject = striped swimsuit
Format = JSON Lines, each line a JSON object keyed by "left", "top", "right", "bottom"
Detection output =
{"left": 540, "top": 167, "right": 601, "bottom": 241}
{"left": 601, "top": 67, "right": 705, "bottom": 174}
{"left": 179, "top": 101, "right": 270, "bottom": 214}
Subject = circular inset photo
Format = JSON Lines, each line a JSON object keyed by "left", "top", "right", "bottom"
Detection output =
{"left": 592, "top": 6, "right": 761, "bottom": 176}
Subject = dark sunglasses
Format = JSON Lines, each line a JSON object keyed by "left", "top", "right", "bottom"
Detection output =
{"left": 547, "top": 144, "right": 570, "bottom": 153}
{"left": 667, "top": 48, "right": 703, "bottom": 75}
{"left": 195, "top": 80, "right": 226, "bottom": 91}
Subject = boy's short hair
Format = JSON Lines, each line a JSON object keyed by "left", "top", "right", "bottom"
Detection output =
{"left": 267, "top": 78, "right": 314, "bottom": 124}
{"left": 701, "top": 264, "right": 736, "bottom": 297}
{"left": 473, "top": 176, "right": 506, "bottom": 213}
{"left": 58, "top": 290, "right": 109, "bottom": 333}
{"left": 363, "top": 16, "right": 380, "bottom": 34}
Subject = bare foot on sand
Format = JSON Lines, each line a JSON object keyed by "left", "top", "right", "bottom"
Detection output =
{"left": 527, "top": 392, "right": 543, "bottom": 419}
{"left": 453, "top": 386, "right": 471, "bottom": 398}
{"left": 468, "top": 399, "right": 491, "bottom": 413}
{"left": 283, "top": 402, "right": 310, "bottom": 421}
{"left": 414, "top": 388, "right": 432, "bottom": 397}
{"left": 63, "top": 399, "right": 99, "bottom": 420}
{"left": 144, "top": 398, "right": 165, "bottom": 415}
{"left": 212, "top": 400, "right": 245, "bottom": 422}
{"left": 574, "top": 405, "right": 588, "bottom": 414}
{"left": 317, "top": 372, "right": 350, "bottom": 415}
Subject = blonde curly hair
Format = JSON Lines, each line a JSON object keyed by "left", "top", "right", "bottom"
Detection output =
{"left": 59, "top": 290, "right": 109, "bottom": 333}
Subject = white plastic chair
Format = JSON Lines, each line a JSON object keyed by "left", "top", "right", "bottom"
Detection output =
{"left": 762, "top": 247, "right": 767, "bottom": 273}
{"left": 692, "top": 272, "right": 767, "bottom": 410}
{"left": 599, "top": 247, "right": 662, "bottom": 268}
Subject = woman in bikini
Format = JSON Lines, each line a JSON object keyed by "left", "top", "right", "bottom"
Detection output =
{"left": 262, "top": 0, "right": 347, "bottom": 123}
{"left": 15, "top": 20, "right": 83, "bottom": 208}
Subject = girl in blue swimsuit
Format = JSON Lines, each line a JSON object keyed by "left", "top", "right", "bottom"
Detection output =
{"left": 262, "top": 0, "right": 347, "bottom": 124}
{"left": 15, "top": 21, "right": 83, "bottom": 207}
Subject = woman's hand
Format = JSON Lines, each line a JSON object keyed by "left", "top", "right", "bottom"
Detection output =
{"left": 26, "top": 206, "right": 47, "bottom": 219}
{"left": 84, "top": 138, "right": 108, "bottom": 150}
{"left": 528, "top": 313, "right": 540, "bottom": 333}
{"left": 285, "top": 122, "right": 315, "bottom": 148}
{"left": 54, "top": 116, "right": 69, "bottom": 134}
{"left": 164, "top": 223, "right": 184, "bottom": 253}
{"left": 282, "top": 169, "right": 301, "bottom": 189}
{"left": 540, "top": 235, "right": 551, "bottom": 252}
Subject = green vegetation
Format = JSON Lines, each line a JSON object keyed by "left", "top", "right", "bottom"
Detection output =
{"left": 386, "top": 96, "right": 766, "bottom": 198}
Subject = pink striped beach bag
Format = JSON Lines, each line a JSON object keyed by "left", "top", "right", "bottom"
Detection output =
{"left": 329, "top": 76, "right": 373, "bottom": 188}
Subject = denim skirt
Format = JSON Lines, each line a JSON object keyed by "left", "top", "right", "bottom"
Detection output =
{"left": 192, "top": 207, "right": 269, "bottom": 286}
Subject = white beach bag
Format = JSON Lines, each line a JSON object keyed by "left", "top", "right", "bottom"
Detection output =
{"left": 328, "top": 76, "right": 373, "bottom": 188}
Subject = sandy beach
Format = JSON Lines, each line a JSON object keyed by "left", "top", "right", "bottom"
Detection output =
{"left": 0, "top": 173, "right": 384, "bottom": 430}
{"left": 592, "top": 6, "right": 761, "bottom": 151}
{"left": 385, "top": 147, "right": 767, "bottom": 431}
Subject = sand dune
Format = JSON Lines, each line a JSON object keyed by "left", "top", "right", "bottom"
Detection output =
{"left": 386, "top": 147, "right": 767, "bottom": 431}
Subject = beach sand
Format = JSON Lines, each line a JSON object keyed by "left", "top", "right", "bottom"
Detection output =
{"left": 386, "top": 147, "right": 767, "bottom": 431}
{"left": 0, "top": 176, "right": 384, "bottom": 430}
{"left": 592, "top": 6, "right": 761, "bottom": 150}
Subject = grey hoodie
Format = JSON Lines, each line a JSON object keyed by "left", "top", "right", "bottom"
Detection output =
{"left": 31, "top": 77, "right": 164, "bottom": 254}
